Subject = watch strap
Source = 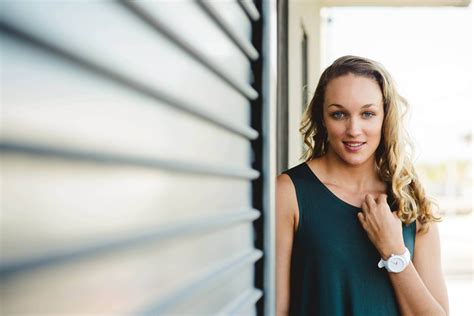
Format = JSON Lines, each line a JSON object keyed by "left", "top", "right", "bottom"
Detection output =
{"left": 377, "top": 247, "right": 411, "bottom": 271}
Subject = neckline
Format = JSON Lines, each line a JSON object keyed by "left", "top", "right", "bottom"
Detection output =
{"left": 303, "top": 162, "right": 362, "bottom": 210}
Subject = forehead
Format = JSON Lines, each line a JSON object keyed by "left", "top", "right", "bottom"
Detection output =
{"left": 324, "top": 74, "right": 382, "bottom": 108}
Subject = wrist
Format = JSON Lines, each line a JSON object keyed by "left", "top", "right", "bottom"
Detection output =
{"left": 380, "top": 244, "right": 406, "bottom": 260}
{"left": 378, "top": 247, "right": 411, "bottom": 273}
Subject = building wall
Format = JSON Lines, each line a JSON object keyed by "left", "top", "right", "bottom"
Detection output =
{"left": 287, "top": 0, "right": 322, "bottom": 168}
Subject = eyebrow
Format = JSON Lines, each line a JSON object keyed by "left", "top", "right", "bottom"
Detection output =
{"left": 328, "top": 103, "right": 376, "bottom": 109}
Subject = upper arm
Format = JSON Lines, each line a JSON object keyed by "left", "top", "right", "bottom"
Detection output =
{"left": 275, "top": 174, "right": 298, "bottom": 315}
{"left": 413, "top": 221, "right": 449, "bottom": 314}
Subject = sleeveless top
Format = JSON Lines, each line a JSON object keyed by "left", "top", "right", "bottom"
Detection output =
{"left": 284, "top": 162, "right": 416, "bottom": 316}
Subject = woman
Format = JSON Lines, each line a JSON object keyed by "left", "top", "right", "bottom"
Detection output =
{"left": 276, "top": 56, "right": 449, "bottom": 315}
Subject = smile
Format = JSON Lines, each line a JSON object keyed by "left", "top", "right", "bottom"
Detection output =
{"left": 343, "top": 142, "right": 366, "bottom": 152}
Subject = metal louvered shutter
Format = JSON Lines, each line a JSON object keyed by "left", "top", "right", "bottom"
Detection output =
{"left": 0, "top": 1, "right": 275, "bottom": 315}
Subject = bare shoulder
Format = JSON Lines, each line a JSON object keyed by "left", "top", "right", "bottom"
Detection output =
{"left": 414, "top": 220, "right": 442, "bottom": 262}
{"left": 276, "top": 174, "right": 298, "bottom": 229}
{"left": 276, "top": 174, "right": 297, "bottom": 204}
{"left": 415, "top": 219, "right": 440, "bottom": 237}
{"left": 418, "top": 220, "right": 440, "bottom": 237}
{"left": 276, "top": 173, "right": 293, "bottom": 191}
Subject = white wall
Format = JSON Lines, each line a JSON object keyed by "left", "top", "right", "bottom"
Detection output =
{"left": 287, "top": 0, "right": 322, "bottom": 168}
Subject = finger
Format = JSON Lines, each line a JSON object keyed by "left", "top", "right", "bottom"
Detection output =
{"left": 365, "top": 194, "right": 376, "bottom": 211}
{"left": 357, "top": 212, "right": 367, "bottom": 229}
{"left": 376, "top": 194, "right": 390, "bottom": 214}
{"left": 377, "top": 193, "right": 388, "bottom": 205}
{"left": 361, "top": 200, "right": 369, "bottom": 214}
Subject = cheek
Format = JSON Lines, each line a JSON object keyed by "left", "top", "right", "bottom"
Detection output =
{"left": 326, "top": 124, "right": 345, "bottom": 138}
{"left": 367, "top": 119, "right": 384, "bottom": 138}
{"left": 323, "top": 118, "right": 343, "bottom": 136}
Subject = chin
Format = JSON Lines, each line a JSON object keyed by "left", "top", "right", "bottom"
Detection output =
{"left": 343, "top": 157, "right": 369, "bottom": 166}
{"left": 328, "top": 144, "right": 377, "bottom": 166}
{"left": 336, "top": 150, "right": 374, "bottom": 166}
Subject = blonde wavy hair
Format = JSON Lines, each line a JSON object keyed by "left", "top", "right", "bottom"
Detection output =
{"left": 300, "top": 55, "right": 440, "bottom": 233}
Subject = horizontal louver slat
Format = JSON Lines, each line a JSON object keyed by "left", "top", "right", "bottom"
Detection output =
{"left": 1, "top": 225, "right": 259, "bottom": 313}
{"left": 120, "top": 1, "right": 258, "bottom": 100}
{"left": 0, "top": 26, "right": 258, "bottom": 140}
{"left": 0, "top": 0, "right": 261, "bottom": 313}
{"left": 137, "top": 249, "right": 263, "bottom": 315}
{"left": 238, "top": 0, "right": 261, "bottom": 21}
{"left": 196, "top": 0, "right": 259, "bottom": 61}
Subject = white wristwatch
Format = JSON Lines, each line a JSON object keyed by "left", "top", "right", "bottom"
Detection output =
{"left": 378, "top": 247, "right": 411, "bottom": 273}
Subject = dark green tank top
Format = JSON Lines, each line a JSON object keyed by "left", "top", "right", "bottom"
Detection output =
{"left": 284, "top": 162, "right": 416, "bottom": 316}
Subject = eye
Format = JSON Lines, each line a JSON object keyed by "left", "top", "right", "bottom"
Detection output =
{"left": 330, "top": 111, "right": 345, "bottom": 120}
{"left": 362, "top": 112, "right": 375, "bottom": 119}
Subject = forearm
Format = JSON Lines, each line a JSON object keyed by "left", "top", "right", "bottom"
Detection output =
{"left": 388, "top": 263, "right": 447, "bottom": 315}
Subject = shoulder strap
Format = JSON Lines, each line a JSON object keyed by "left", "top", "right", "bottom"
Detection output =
{"left": 282, "top": 162, "right": 313, "bottom": 182}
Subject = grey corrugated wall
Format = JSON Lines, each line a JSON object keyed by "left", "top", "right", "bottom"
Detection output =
{"left": 0, "top": 1, "right": 265, "bottom": 314}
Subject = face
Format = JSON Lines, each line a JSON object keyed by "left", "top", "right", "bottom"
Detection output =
{"left": 323, "top": 73, "right": 384, "bottom": 166}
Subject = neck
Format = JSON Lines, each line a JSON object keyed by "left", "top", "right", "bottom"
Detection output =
{"left": 321, "top": 149, "right": 380, "bottom": 191}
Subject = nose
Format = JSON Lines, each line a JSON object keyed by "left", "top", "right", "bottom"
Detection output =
{"left": 346, "top": 117, "right": 362, "bottom": 137}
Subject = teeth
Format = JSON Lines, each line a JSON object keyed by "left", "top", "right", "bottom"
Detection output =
{"left": 345, "top": 143, "right": 363, "bottom": 147}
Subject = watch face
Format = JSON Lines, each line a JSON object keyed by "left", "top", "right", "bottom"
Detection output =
{"left": 387, "top": 256, "right": 406, "bottom": 273}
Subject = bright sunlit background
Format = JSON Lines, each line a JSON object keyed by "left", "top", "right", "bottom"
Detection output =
{"left": 321, "top": 4, "right": 473, "bottom": 315}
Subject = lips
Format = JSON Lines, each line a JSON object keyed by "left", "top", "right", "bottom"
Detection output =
{"left": 343, "top": 142, "right": 365, "bottom": 147}
{"left": 343, "top": 141, "right": 366, "bottom": 152}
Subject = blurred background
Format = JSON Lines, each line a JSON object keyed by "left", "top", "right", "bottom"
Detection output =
{"left": 1, "top": 0, "right": 472, "bottom": 315}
